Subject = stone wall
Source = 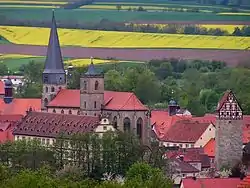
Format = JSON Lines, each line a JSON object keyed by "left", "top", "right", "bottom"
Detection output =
{"left": 215, "top": 119, "right": 243, "bottom": 170}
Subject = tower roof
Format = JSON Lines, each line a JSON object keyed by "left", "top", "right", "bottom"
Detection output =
{"left": 85, "top": 57, "right": 103, "bottom": 76}
{"left": 43, "top": 10, "right": 65, "bottom": 74}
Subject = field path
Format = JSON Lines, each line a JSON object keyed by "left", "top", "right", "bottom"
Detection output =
{"left": 0, "top": 44, "right": 249, "bottom": 66}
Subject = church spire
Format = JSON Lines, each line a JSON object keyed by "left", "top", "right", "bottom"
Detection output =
{"left": 43, "top": 10, "right": 65, "bottom": 74}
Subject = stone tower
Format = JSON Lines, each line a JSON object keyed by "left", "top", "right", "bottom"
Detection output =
{"left": 41, "top": 10, "right": 66, "bottom": 111}
{"left": 80, "top": 58, "right": 104, "bottom": 116}
{"left": 215, "top": 90, "right": 243, "bottom": 170}
{"left": 3, "top": 77, "right": 13, "bottom": 104}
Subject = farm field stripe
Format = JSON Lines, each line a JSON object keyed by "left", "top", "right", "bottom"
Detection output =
{"left": 0, "top": 26, "right": 250, "bottom": 50}
{"left": 0, "top": 44, "right": 249, "bottom": 66}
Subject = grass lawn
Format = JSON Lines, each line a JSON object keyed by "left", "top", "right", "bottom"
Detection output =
{"left": 0, "top": 7, "right": 250, "bottom": 24}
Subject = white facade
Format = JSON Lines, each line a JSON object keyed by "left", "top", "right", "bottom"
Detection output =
{"left": 194, "top": 123, "right": 215, "bottom": 148}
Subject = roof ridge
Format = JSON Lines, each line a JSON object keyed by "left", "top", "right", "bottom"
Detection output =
{"left": 119, "top": 92, "right": 134, "bottom": 110}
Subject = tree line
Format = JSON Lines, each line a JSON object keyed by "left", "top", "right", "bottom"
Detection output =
{"left": 1, "top": 17, "right": 250, "bottom": 37}
{"left": 0, "top": 132, "right": 173, "bottom": 188}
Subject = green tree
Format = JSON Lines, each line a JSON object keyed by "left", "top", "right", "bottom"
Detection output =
{"left": 104, "top": 70, "right": 124, "bottom": 91}
{"left": 0, "top": 63, "right": 8, "bottom": 75}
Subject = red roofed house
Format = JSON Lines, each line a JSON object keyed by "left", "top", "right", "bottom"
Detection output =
{"left": 39, "top": 12, "right": 150, "bottom": 144}
{"left": 0, "top": 80, "right": 4, "bottom": 98}
{"left": 181, "top": 177, "right": 242, "bottom": 188}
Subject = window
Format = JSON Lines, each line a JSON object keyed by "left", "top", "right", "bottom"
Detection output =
{"left": 113, "top": 116, "right": 118, "bottom": 129}
{"left": 45, "top": 87, "right": 48, "bottom": 93}
{"left": 123, "top": 117, "right": 131, "bottom": 132}
{"left": 43, "top": 74, "right": 48, "bottom": 83}
{"left": 16, "top": 136, "right": 19, "bottom": 140}
{"left": 84, "top": 101, "right": 86, "bottom": 109}
{"left": 77, "top": 110, "right": 80, "bottom": 115}
{"left": 173, "top": 144, "right": 176, "bottom": 147}
{"left": 83, "top": 80, "right": 87, "bottom": 90}
{"left": 94, "top": 101, "right": 97, "bottom": 108}
{"left": 46, "top": 139, "right": 50, "bottom": 145}
{"left": 179, "top": 144, "right": 183, "bottom": 148}
{"left": 209, "top": 128, "right": 211, "bottom": 131}
{"left": 61, "top": 109, "right": 64, "bottom": 114}
{"left": 51, "top": 87, "right": 55, "bottom": 92}
{"left": 42, "top": 138, "right": 45, "bottom": 145}
{"left": 53, "top": 109, "right": 56, "bottom": 113}
{"left": 136, "top": 118, "right": 143, "bottom": 139}
{"left": 186, "top": 144, "right": 189, "bottom": 148}
{"left": 191, "top": 144, "right": 194, "bottom": 148}
{"left": 69, "top": 110, "right": 72, "bottom": 114}
{"left": 22, "top": 136, "right": 25, "bottom": 140}
{"left": 103, "top": 126, "right": 107, "bottom": 130}
{"left": 95, "top": 81, "right": 99, "bottom": 90}
{"left": 44, "top": 98, "right": 48, "bottom": 107}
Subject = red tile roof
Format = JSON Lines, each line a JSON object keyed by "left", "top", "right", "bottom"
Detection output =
{"left": 238, "top": 175, "right": 250, "bottom": 188}
{"left": 0, "top": 98, "right": 41, "bottom": 115}
{"left": 160, "top": 120, "right": 210, "bottom": 143}
{"left": 151, "top": 110, "right": 191, "bottom": 139}
{"left": 204, "top": 138, "right": 215, "bottom": 158}
{"left": 13, "top": 111, "right": 100, "bottom": 138}
{"left": 182, "top": 177, "right": 241, "bottom": 188}
{"left": 166, "top": 148, "right": 210, "bottom": 168}
{"left": 48, "top": 89, "right": 148, "bottom": 111}
{"left": 0, "top": 80, "right": 4, "bottom": 95}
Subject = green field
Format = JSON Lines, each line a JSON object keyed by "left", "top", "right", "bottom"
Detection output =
{"left": 0, "top": 8, "right": 250, "bottom": 24}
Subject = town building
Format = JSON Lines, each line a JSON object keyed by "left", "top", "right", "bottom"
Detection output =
{"left": 40, "top": 11, "right": 151, "bottom": 144}
{"left": 215, "top": 90, "right": 243, "bottom": 170}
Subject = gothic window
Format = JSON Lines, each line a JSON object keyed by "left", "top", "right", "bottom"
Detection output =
{"left": 51, "top": 87, "right": 55, "bottom": 92}
{"left": 94, "top": 101, "right": 97, "bottom": 108}
{"left": 123, "top": 117, "right": 131, "bottom": 132}
{"left": 113, "top": 116, "right": 118, "bottom": 129}
{"left": 61, "top": 109, "right": 64, "bottom": 114}
{"left": 69, "top": 110, "right": 72, "bottom": 114}
{"left": 44, "top": 98, "right": 48, "bottom": 107}
{"left": 95, "top": 81, "right": 99, "bottom": 90}
{"left": 53, "top": 109, "right": 56, "bottom": 113}
{"left": 77, "top": 110, "right": 80, "bottom": 115}
{"left": 84, "top": 101, "right": 86, "bottom": 109}
{"left": 83, "top": 81, "right": 87, "bottom": 90}
{"left": 136, "top": 118, "right": 143, "bottom": 139}
{"left": 45, "top": 87, "right": 48, "bottom": 93}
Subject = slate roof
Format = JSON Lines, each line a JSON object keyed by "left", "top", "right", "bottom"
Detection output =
{"left": 160, "top": 119, "right": 210, "bottom": 143}
{"left": 47, "top": 89, "right": 148, "bottom": 111}
{"left": 0, "top": 98, "right": 41, "bottom": 115}
{"left": 169, "top": 158, "right": 200, "bottom": 173}
{"left": 182, "top": 178, "right": 241, "bottom": 188}
{"left": 13, "top": 111, "right": 100, "bottom": 138}
{"left": 43, "top": 10, "right": 65, "bottom": 74}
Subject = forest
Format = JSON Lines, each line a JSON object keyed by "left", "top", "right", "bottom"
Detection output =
{"left": 7, "top": 58, "right": 250, "bottom": 116}
{"left": 0, "top": 132, "right": 173, "bottom": 188}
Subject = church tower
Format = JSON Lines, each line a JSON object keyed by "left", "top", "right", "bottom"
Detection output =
{"left": 215, "top": 90, "right": 243, "bottom": 170}
{"left": 80, "top": 58, "right": 104, "bottom": 117}
{"left": 41, "top": 10, "right": 66, "bottom": 111}
{"left": 3, "top": 77, "right": 13, "bottom": 104}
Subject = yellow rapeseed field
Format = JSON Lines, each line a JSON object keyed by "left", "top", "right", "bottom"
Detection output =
{"left": 0, "top": 26, "right": 249, "bottom": 50}
{"left": 218, "top": 12, "right": 250, "bottom": 16}
{"left": 0, "top": 54, "right": 39, "bottom": 59}
{"left": 81, "top": 5, "right": 167, "bottom": 10}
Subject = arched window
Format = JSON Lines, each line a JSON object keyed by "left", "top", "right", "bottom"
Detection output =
{"left": 45, "top": 87, "right": 48, "bottom": 93}
{"left": 136, "top": 118, "right": 143, "bottom": 139}
{"left": 83, "top": 80, "right": 87, "bottom": 90}
{"left": 113, "top": 116, "right": 118, "bottom": 129}
{"left": 95, "top": 81, "right": 99, "bottom": 90}
{"left": 51, "top": 87, "right": 55, "bottom": 92}
{"left": 53, "top": 109, "right": 56, "bottom": 113}
{"left": 77, "top": 110, "right": 80, "bottom": 115}
{"left": 94, "top": 101, "right": 97, "bottom": 108}
{"left": 44, "top": 98, "right": 48, "bottom": 107}
{"left": 123, "top": 117, "right": 131, "bottom": 132}
{"left": 61, "top": 109, "right": 64, "bottom": 114}
{"left": 84, "top": 101, "right": 86, "bottom": 109}
{"left": 69, "top": 110, "right": 72, "bottom": 114}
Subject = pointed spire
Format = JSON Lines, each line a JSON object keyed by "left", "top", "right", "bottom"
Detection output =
{"left": 43, "top": 10, "right": 65, "bottom": 74}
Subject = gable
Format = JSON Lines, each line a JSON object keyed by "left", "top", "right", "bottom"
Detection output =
{"left": 217, "top": 90, "right": 242, "bottom": 112}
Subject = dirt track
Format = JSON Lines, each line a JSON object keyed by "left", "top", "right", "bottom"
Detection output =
{"left": 0, "top": 44, "right": 249, "bottom": 66}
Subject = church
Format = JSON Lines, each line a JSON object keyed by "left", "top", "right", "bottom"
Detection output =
{"left": 40, "top": 11, "right": 151, "bottom": 144}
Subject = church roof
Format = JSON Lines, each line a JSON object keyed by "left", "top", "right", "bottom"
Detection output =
{"left": 43, "top": 10, "right": 65, "bottom": 74}
{"left": 85, "top": 61, "right": 103, "bottom": 76}
{"left": 13, "top": 112, "right": 100, "bottom": 138}
{"left": 47, "top": 89, "right": 148, "bottom": 111}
